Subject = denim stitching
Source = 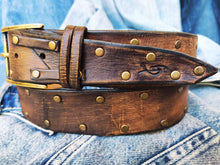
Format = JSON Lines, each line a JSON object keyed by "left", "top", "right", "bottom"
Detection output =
{"left": 141, "top": 126, "right": 214, "bottom": 164}
{"left": 61, "top": 136, "right": 96, "bottom": 164}
{"left": 46, "top": 135, "right": 96, "bottom": 165}
{"left": 172, "top": 134, "right": 219, "bottom": 164}
{"left": 26, "top": 134, "right": 82, "bottom": 164}
{"left": 45, "top": 135, "right": 83, "bottom": 165}
{"left": 152, "top": 128, "right": 218, "bottom": 164}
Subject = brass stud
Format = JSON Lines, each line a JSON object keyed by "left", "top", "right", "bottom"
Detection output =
{"left": 12, "top": 36, "right": 19, "bottom": 44}
{"left": 175, "top": 40, "right": 181, "bottom": 49}
{"left": 140, "top": 92, "right": 149, "bottom": 100}
{"left": 79, "top": 124, "right": 87, "bottom": 131}
{"left": 95, "top": 48, "right": 104, "bottom": 57}
{"left": 44, "top": 120, "right": 50, "bottom": 127}
{"left": 121, "top": 71, "right": 131, "bottom": 80}
{"left": 96, "top": 96, "right": 105, "bottom": 104}
{"left": 32, "top": 70, "right": 40, "bottom": 78}
{"left": 24, "top": 112, "right": 29, "bottom": 117}
{"left": 48, "top": 41, "right": 57, "bottom": 50}
{"left": 178, "top": 87, "right": 183, "bottom": 93}
{"left": 130, "top": 38, "right": 139, "bottom": 45}
{"left": 193, "top": 66, "right": 205, "bottom": 76}
{"left": 121, "top": 124, "right": 129, "bottom": 133}
{"left": 171, "top": 71, "right": 181, "bottom": 80}
{"left": 184, "top": 106, "right": 188, "bottom": 111}
{"left": 25, "top": 89, "right": 30, "bottom": 96}
{"left": 146, "top": 52, "right": 156, "bottom": 62}
{"left": 53, "top": 95, "right": 62, "bottom": 103}
{"left": 160, "top": 120, "right": 168, "bottom": 127}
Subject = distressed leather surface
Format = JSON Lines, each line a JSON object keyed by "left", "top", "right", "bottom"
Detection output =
{"left": 7, "top": 28, "right": 217, "bottom": 89}
{"left": 3, "top": 26, "right": 218, "bottom": 135}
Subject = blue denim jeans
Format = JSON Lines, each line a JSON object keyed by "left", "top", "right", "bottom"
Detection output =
{"left": 0, "top": 0, "right": 220, "bottom": 164}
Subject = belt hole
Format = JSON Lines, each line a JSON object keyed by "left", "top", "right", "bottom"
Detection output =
{"left": 40, "top": 53, "right": 46, "bottom": 59}
{"left": 14, "top": 53, "right": 18, "bottom": 58}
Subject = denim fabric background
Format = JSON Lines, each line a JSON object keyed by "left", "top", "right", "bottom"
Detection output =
{"left": 0, "top": 0, "right": 220, "bottom": 164}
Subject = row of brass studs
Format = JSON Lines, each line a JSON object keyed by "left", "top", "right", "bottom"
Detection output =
{"left": 31, "top": 70, "right": 83, "bottom": 79}
{"left": 49, "top": 92, "right": 150, "bottom": 133}
{"left": 78, "top": 124, "right": 129, "bottom": 132}
{"left": 52, "top": 92, "right": 149, "bottom": 105}
{"left": 78, "top": 121, "right": 170, "bottom": 132}
{"left": 44, "top": 119, "right": 169, "bottom": 132}
{"left": 95, "top": 47, "right": 204, "bottom": 82}
{"left": 130, "top": 38, "right": 182, "bottom": 49}
{"left": 24, "top": 88, "right": 185, "bottom": 133}
{"left": 121, "top": 52, "right": 156, "bottom": 80}
{"left": 14, "top": 36, "right": 203, "bottom": 80}
{"left": 80, "top": 124, "right": 130, "bottom": 132}
{"left": 43, "top": 118, "right": 171, "bottom": 131}
{"left": 13, "top": 36, "right": 57, "bottom": 50}
{"left": 43, "top": 120, "right": 129, "bottom": 133}
{"left": 12, "top": 36, "right": 182, "bottom": 53}
{"left": 23, "top": 89, "right": 29, "bottom": 117}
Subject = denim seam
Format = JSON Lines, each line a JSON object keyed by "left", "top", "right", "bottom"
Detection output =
{"left": 173, "top": 133, "right": 219, "bottom": 164}
{"left": 45, "top": 135, "right": 83, "bottom": 165}
{"left": 178, "top": 135, "right": 220, "bottom": 164}
{"left": 152, "top": 128, "right": 218, "bottom": 164}
{"left": 26, "top": 134, "right": 80, "bottom": 164}
{"left": 2, "top": 112, "right": 54, "bottom": 135}
{"left": 141, "top": 126, "right": 213, "bottom": 164}
{"left": 46, "top": 135, "right": 95, "bottom": 165}
{"left": 62, "top": 136, "right": 96, "bottom": 164}
{"left": 2, "top": 111, "right": 22, "bottom": 116}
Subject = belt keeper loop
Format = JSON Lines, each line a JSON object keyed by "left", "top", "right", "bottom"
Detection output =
{"left": 59, "top": 25, "right": 75, "bottom": 88}
{"left": 69, "top": 26, "right": 87, "bottom": 89}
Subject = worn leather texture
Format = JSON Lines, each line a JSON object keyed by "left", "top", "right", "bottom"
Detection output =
{"left": 7, "top": 28, "right": 217, "bottom": 89}
{"left": 2, "top": 26, "right": 218, "bottom": 135}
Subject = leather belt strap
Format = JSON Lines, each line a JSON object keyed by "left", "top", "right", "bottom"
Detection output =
{"left": 16, "top": 86, "right": 188, "bottom": 136}
{"left": 5, "top": 27, "right": 217, "bottom": 89}
{"left": 1, "top": 24, "right": 218, "bottom": 136}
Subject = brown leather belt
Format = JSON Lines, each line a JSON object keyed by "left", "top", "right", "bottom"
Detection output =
{"left": 1, "top": 24, "right": 218, "bottom": 136}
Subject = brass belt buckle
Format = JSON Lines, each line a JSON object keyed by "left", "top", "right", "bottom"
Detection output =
{"left": 1, "top": 24, "right": 50, "bottom": 89}
{"left": 1, "top": 24, "right": 44, "bottom": 76}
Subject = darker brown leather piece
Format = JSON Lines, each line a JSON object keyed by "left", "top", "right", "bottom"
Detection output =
{"left": 59, "top": 25, "right": 75, "bottom": 88}
{"left": 17, "top": 86, "right": 188, "bottom": 136}
{"left": 14, "top": 35, "right": 60, "bottom": 51}
{"left": 69, "top": 26, "right": 87, "bottom": 89}
{"left": 7, "top": 29, "right": 218, "bottom": 88}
